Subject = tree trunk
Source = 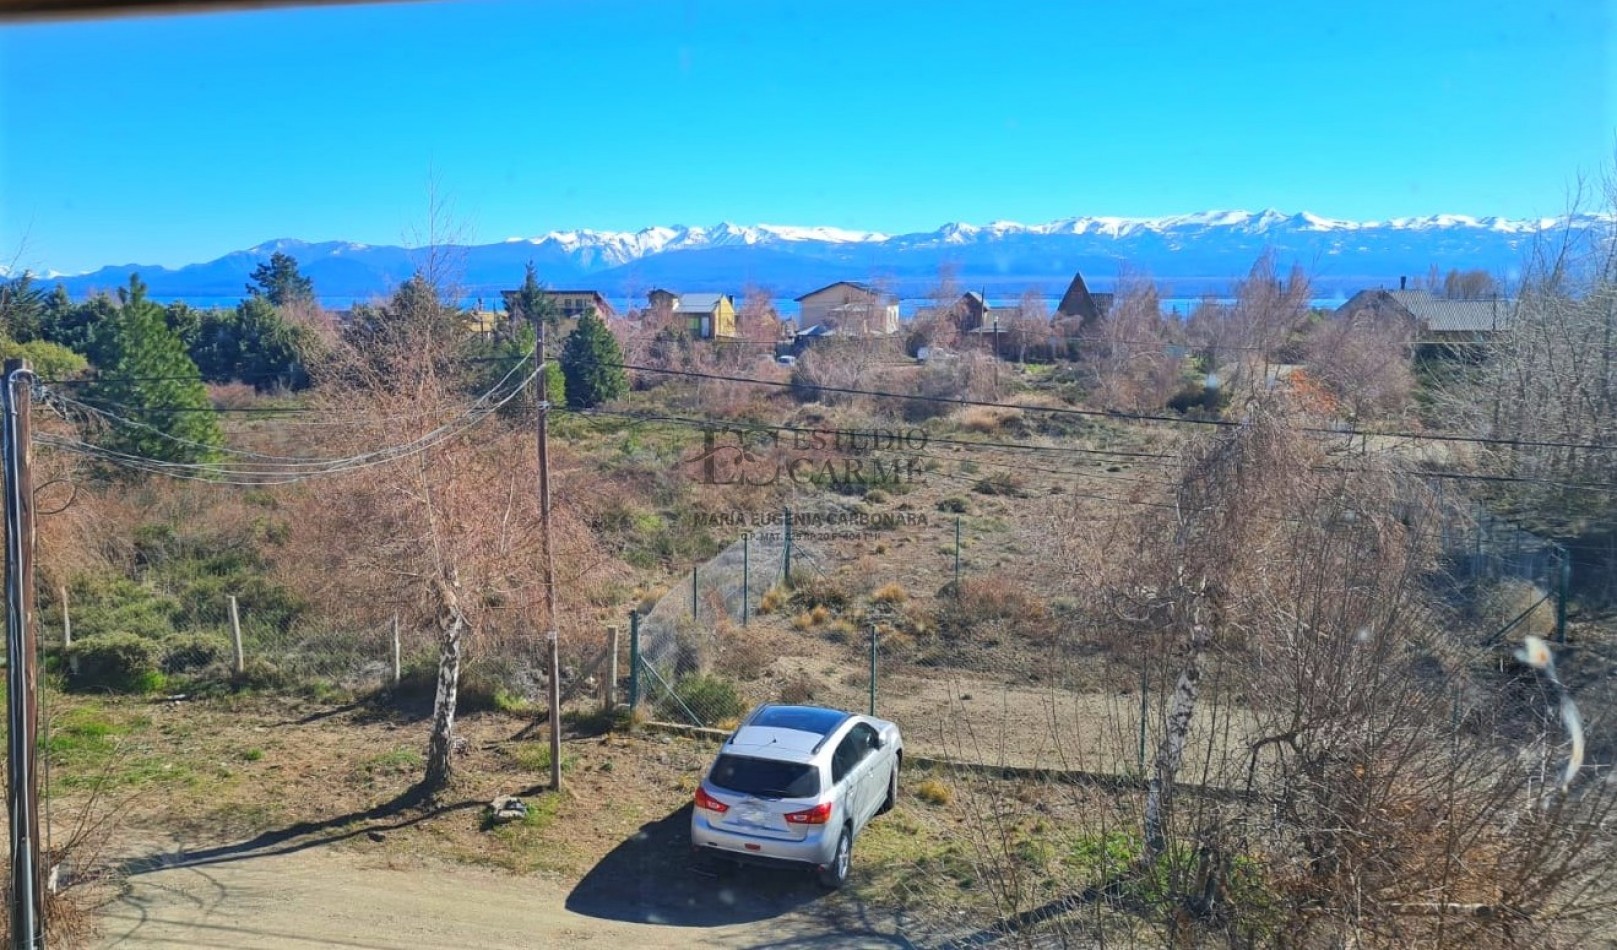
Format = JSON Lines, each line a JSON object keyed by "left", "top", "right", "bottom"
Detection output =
{"left": 1143, "top": 622, "right": 1212, "bottom": 862}
{"left": 422, "top": 582, "right": 466, "bottom": 795}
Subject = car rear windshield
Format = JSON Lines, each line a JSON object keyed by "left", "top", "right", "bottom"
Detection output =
{"left": 708, "top": 754, "right": 820, "bottom": 798}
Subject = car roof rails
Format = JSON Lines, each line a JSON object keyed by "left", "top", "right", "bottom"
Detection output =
{"left": 809, "top": 712, "right": 854, "bottom": 755}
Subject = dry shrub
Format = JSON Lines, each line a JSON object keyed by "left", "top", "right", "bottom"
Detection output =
{"left": 957, "top": 405, "right": 1023, "bottom": 434}
{"left": 936, "top": 576, "right": 1050, "bottom": 644}
{"left": 777, "top": 670, "right": 818, "bottom": 705}
{"left": 207, "top": 381, "right": 260, "bottom": 410}
{"left": 915, "top": 777, "right": 953, "bottom": 806}
{"left": 872, "top": 582, "right": 908, "bottom": 606}
{"left": 757, "top": 587, "right": 786, "bottom": 615}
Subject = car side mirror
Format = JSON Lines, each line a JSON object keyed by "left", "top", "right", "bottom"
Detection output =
{"left": 871, "top": 735, "right": 884, "bottom": 750}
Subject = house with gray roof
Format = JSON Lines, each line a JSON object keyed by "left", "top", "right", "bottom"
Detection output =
{"left": 673, "top": 292, "right": 736, "bottom": 338}
{"left": 1335, "top": 285, "right": 1512, "bottom": 345}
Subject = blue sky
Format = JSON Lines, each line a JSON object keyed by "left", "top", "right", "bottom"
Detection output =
{"left": 1, "top": 0, "right": 1612, "bottom": 274}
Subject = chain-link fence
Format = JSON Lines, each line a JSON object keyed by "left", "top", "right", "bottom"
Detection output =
{"left": 1435, "top": 495, "right": 1571, "bottom": 644}
{"left": 630, "top": 516, "right": 832, "bottom": 728}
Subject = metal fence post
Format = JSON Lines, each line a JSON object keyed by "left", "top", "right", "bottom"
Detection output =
{"left": 1138, "top": 666, "right": 1149, "bottom": 774}
{"left": 229, "top": 595, "right": 244, "bottom": 675}
{"left": 954, "top": 516, "right": 962, "bottom": 594}
{"left": 627, "top": 609, "right": 641, "bottom": 713}
{"left": 604, "top": 625, "right": 620, "bottom": 712}
{"left": 1556, "top": 548, "right": 1571, "bottom": 644}
{"left": 783, "top": 506, "right": 793, "bottom": 588}
{"left": 868, "top": 625, "right": 878, "bottom": 717}
{"left": 742, "top": 532, "right": 750, "bottom": 626}
{"left": 692, "top": 566, "right": 699, "bottom": 621}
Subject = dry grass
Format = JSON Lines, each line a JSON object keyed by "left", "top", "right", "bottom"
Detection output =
{"left": 957, "top": 406, "right": 1023, "bottom": 433}
{"left": 872, "top": 582, "right": 909, "bottom": 606}
{"left": 914, "top": 777, "right": 953, "bottom": 806}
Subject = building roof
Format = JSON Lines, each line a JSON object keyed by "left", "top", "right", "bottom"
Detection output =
{"left": 1056, "top": 272, "right": 1104, "bottom": 322}
{"left": 674, "top": 292, "right": 728, "bottom": 313}
{"left": 795, "top": 323, "right": 839, "bottom": 338}
{"left": 963, "top": 291, "right": 986, "bottom": 306}
{"left": 1389, "top": 290, "right": 1511, "bottom": 333}
{"left": 795, "top": 280, "right": 895, "bottom": 303}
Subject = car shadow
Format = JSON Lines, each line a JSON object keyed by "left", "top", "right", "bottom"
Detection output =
{"left": 566, "top": 803, "right": 826, "bottom": 927}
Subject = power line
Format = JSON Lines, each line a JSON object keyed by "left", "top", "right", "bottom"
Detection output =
{"left": 595, "top": 358, "right": 1617, "bottom": 452}
{"left": 36, "top": 352, "right": 541, "bottom": 484}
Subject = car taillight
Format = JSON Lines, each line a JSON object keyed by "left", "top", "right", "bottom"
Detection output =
{"left": 784, "top": 802, "right": 832, "bottom": 825}
{"left": 695, "top": 786, "right": 729, "bottom": 814}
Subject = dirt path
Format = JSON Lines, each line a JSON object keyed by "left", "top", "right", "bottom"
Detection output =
{"left": 95, "top": 832, "right": 918, "bottom": 950}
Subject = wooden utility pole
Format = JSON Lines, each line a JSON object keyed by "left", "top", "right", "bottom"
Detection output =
{"left": 535, "top": 312, "right": 562, "bottom": 791}
{"left": 59, "top": 586, "right": 69, "bottom": 649}
{"left": 3, "top": 358, "right": 44, "bottom": 949}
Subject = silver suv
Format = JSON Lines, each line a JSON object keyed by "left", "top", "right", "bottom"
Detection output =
{"left": 690, "top": 703, "right": 903, "bottom": 889}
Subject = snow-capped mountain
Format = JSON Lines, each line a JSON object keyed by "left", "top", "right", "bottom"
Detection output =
{"left": 33, "top": 210, "right": 1609, "bottom": 303}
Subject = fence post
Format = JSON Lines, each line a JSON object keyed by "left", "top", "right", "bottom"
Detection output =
{"left": 783, "top": 507, "right": 793, "bottom": 588}
{"left": 547, "top": 631, "right": 561, "bottom": 790}
{"left": 742, "top": 532, "right": 750, "bottom": 626}
{"left": 60, "top": 585, "right": 70, "bottom": 648}
{"left": 604, "top": 624, "right": 620, "bottom": 712}
{"left": 391, "top": 613, "right": 401, "bottom": 686}
{"left": 228, "top": 595, "right": 244, "bottom": 675}
{"left": 692, "top": 566, "right": 699, "bottom": 621}
{"left": 627, "top": 610, "right": 641, "bottom": 714}
{"left": 954, "top": 516, "right": 962, "bottom": 595}
{"left": 868, "top": 625, "right": 878, "bottom": 717}
{"left": 1556, "top": 548, "right": 1571, "bottom": 644}
{"left": 1137, "top": 666, "right": 1148, "bottom": 774}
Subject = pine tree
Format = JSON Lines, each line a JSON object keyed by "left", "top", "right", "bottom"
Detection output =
{"left": 0, "top": 272, "right": 46, "bottom": 342}
{"left": 234, "top": 295, "right": 314, "bottom": 389}
{"left": 246, "top": 252, "right": 315, "bottom": 307}
{"left": 559, "top": 310, "right": 627, "bottom": 408}
{"left": 86, "top": 274, "right": 222, "bottom": 464}
{"left": 506, "top": 261, "right": 558, "bottom": 333}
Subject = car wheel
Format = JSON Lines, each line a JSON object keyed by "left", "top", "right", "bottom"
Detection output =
{"left": 878, "top": 762, "right": 898, "bottom": 814}
{"left": 818, "top": 827, "right": 852, "bottom": 890}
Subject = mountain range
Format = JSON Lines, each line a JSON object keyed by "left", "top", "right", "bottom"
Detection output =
{"left": 21, "top": 210, "right": 1609, "bottom": 305}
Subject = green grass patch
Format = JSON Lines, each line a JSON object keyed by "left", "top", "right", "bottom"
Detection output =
{"left": 852, "top": 809, "right": 976, "bottom": 901}
{"left": 42, "top": 700, "right": 191, "bottom": 792}
{"left": 478, "top": 792, "right": 578, "bottom": 874}
{"left": 360, "top": 747, "right": 423, "bottom": 777}
{"left": 506, "top": 741, "right": 578, "bottom": 775}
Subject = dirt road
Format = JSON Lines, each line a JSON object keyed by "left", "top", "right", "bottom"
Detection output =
{"left": 96, "top": 830, "right": 919, "bottom": 949}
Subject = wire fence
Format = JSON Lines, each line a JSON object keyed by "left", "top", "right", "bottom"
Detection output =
{"left": 1434, "top": 496, "right": 1571, "bottom": 644}
{"left": 631, "top": 516, "right": 834, "bottom": 728}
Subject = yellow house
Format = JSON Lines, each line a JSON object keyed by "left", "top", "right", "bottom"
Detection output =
{"left": 675, "top": 293, "right": 736, "bottom": 339}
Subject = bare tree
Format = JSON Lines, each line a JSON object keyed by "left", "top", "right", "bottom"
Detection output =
{"left": 999, "top": 288, "right": 1050, "bottom": 364}
{"left": 1022, "top": 391, "right": 1617, "bottom": 945}
{"left": 735, "top": 286, "right": 782, "bottom": 347}
{"left": 289, "top": 272, "right": 597, "bottom": 799}
{"left": 1305, "top": 307, "right": 1417, "bottom": 420}
{"left": 1430, "top": 172, "right": 1617, "bottom": 594}
{"left": 1083, "top": 272, "right": 1181, "bottom": 412}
